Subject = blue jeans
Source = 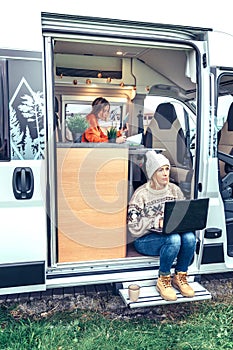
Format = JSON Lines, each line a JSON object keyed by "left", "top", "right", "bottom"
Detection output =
{"left": 134, "top": 232, "right": 196, "bottom": 275}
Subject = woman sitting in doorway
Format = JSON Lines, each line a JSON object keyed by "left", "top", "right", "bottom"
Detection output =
{"left": 127, "top": 150, "right": 196, "bottom": 301}
{"left": 81, "top": 97, "right": 126, "bottom": 143}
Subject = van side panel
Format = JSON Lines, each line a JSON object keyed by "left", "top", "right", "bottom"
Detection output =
{"left": 0, "top": 52, "right": 47, "bottom": 294}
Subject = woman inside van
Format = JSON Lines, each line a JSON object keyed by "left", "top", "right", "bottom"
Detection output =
{"left": 81, "top": 97, "right": 126, "bottom": 143}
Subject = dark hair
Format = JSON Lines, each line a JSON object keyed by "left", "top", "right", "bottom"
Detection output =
{"left": 92, "top": 97, "right": 110, "bottom": 116}
{"left": 92, "top": 97, "right": 109, "bottom": 106}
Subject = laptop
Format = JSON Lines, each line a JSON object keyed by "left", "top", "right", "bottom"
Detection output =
{"left": 151, "top": 198, "right": 209, "bottom": 235}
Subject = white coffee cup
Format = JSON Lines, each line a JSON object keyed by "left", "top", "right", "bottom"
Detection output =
{"left": 128, "top": 284, "right": 140, "bottom": 302}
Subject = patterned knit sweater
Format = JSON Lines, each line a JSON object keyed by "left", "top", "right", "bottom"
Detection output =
{"left": 127, "top": 181, "right": 184, "bottom": 238}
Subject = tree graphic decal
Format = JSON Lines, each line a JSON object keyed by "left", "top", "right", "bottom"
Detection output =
{"left": 10, "top": 77, "right": 45, "bottom": 160}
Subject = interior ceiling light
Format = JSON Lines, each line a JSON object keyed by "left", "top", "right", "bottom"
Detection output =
{"left": 116, "top": 51, "right": 123, "bottom": 55}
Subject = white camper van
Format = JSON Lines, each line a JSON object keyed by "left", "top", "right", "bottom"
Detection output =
{"left": 1, "top": 5, "right": 233, "bottom": 306}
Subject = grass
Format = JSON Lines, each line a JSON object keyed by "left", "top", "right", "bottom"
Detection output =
{"left": 0, "top": 300, "right": 232, "bottom": 350}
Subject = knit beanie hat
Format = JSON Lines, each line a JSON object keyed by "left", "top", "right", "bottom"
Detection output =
{"left": 146, "top": 151, "right": 170, "bottom": 179}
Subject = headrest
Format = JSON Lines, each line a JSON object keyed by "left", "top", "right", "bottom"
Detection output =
{"left": 154, "top": 102, "right": 178, "bottom": 129}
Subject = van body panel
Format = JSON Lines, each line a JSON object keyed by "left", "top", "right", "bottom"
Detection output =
{"left": 0, "top": 53, "right": 47, "bottom": 293}
{"left": 0, "top": 6, "right": 232, "bottom": 296}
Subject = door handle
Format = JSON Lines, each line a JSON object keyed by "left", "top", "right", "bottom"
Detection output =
{"left": 12, "top": 167, "right": 34, "bottom": 199}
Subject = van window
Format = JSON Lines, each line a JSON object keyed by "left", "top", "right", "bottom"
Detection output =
{"left": 63, "top": 99, "right": 125, "bottom": 143}
{"left": 0, "top": 59, "right": 10, "bottom": 161}
{"left": 217, "top": 73, "right": 233, "bottom": 179}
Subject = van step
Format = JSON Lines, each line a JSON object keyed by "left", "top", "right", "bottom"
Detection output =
{"left": 119, "top": 279, "right": 211, "bottom": 308}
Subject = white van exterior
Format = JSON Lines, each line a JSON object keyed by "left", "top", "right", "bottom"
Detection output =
{"left": 0, "top": 2, "right": 233, "bottom": 304}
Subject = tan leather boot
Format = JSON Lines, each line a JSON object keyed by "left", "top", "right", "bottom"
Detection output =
{"left": 156, "top": 275, "right": 177, "bottom": 301}
{"left": 172, "top": 272, "right": 195, "bottom": 297}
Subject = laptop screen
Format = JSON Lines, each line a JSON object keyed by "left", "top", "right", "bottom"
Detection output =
{"left": 162, "top": 198, "right": 209, "bottom": 234}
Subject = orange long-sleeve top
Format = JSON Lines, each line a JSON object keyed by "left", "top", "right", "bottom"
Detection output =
{"left": 81, "top": 113, "right": 121, "bottom": 143}
{"left": 81, "top": 113, "right": 108, "bottom": 143}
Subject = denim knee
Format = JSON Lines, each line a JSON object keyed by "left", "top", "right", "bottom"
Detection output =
{"left": 166, "top": 233, "right": 181, "bottom": 246}
{"left": 181, "top": 232, "right": 196, "bottom": 248}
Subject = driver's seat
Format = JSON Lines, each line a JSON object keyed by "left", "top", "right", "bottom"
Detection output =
{"left": 218, "top": 102, "right": 233, "bottom": 257}
{"left": 218, "top": 102, "right": 233, "bottom": 178}
{"left": 144, "top": 102, "right": 193, "bottom": 197}
{"left": 218, "top": 102, "right": 233, "bottom": 199}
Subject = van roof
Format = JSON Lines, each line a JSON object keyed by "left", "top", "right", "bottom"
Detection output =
{"left": 42, "top": 12, "right": 212, "bottom": 41}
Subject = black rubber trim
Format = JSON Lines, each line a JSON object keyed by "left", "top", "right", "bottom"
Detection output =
{"left": 0, "top": 261, "right": 45, "bottom": 288}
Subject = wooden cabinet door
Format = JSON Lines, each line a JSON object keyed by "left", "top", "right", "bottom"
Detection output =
{"left": 57, "top": 147, "right": 128, "bottom": 262}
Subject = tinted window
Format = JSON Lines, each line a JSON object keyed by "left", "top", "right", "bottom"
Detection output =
{"left": 0, "top": 60, "right": 10, "bottom": 161}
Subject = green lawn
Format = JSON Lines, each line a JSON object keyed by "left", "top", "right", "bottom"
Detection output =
{"left": 0, "top": 300, "right": 232, "bottom": 350}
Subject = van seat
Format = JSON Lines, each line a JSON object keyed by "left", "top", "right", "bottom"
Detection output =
{"left": 144, "top": 102, "right": 193, "bottom": 197}
{"left": 218, "top": 102, "right": 233, "bottom": 178}
{"left": 218, "top": 102, "right": 233, "bottom": 199}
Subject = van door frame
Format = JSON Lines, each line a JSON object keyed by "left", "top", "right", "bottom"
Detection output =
{"left": 215, "top": 67, "right": 233, "bottom": 269}
{"left": 42, "top": 14, "right": 212, "bottom": 280}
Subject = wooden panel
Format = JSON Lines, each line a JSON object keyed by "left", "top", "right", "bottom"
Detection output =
{"left": 57, "top": 147, "right": 128, "bottom": 262}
